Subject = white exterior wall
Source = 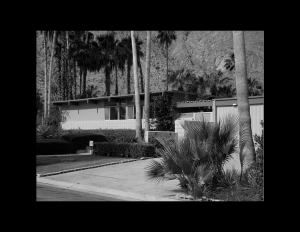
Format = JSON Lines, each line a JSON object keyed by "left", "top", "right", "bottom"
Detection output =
{"left": 62, "top": 119, "right": 145, "bottom": 130}
{"left": 216, "top": 104, "right": 264, "bottom": 136}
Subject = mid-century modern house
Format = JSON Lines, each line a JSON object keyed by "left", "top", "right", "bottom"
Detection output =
{"left": 52, "top": 91, "right": 264, "bottom": 138}
{"left": 52, "top": 90, "right": 198, "bottom": 130}
{"left": 175, "top": 95, "right": 264, "bottom": 138}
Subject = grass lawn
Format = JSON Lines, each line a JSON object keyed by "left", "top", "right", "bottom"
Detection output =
{"left": 36, "top": 155, "right": 135, "bottom": 175}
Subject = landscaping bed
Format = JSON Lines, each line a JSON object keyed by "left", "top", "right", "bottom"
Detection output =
{"left": 36, "top": 155, "right": 134, "bottom": 175}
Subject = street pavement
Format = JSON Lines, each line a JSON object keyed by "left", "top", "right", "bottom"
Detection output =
{"left": 37, "top": 158, "right": 183, "bottom": 201}
{"left": 37, "top": 182, "right": 141, "bottom": 201}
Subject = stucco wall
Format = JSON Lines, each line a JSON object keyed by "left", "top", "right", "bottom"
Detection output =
{"left": 61, "top": 101, "right": 105, "bottom": 121}
{"left": 61, "top": 119, "right": 145, "bottom": 130}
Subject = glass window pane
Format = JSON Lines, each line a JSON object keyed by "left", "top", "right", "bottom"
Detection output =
{"left": 110, "top": 106, "right": 118, "bottom": 120}
{"left": 119, "top": 105, "right": 126, "bottom": 120}
{"left": 105, "top": 107, "right": 109, "bottom": 120}
{"left": 128, "top": 106, "right": 134, "bottom": 119}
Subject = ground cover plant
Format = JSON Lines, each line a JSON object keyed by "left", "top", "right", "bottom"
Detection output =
{"left": 36, "top": 139, "right": 74, "bottom": 155}
{"left": 61, "top": 133, "right": 108, "bottom": 151}
{"left": 61, "top": 129, "right": 138, "bottom": 143}
{"left": 94, "top": 142, "right": 155, "bottom": 158}
{"left": 36, "top": 155, "right": 134, "bottom": 174}
{"left": 145, "top": 114, "right": 263, "bottom": 201}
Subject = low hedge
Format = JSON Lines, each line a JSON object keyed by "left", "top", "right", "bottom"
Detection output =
{"left": 36, "top": 139, "right": 74, "bottom": 155}
{"left": 61, "top": 133, "right": 108, "bottom": 151}
{"left": 94, "top": 142, "right": 155, "bottom": 158}
{"left": 61, "top": 129, "right": 142, "bottom": 143}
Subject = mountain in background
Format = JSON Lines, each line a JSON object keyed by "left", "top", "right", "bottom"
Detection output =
{"left": 36, "top": 31, "right": 264, "bottom": 98}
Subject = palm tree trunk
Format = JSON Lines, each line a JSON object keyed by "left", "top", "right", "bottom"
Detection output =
{"left": 73, "top": 60, "right": 77, "bottom": 99}
{"left": 166, "top": 45, "right": 168, "bottom": 91}
{"left": 233, "top": 31, "right": 255, "bottom": 173}
{"left": 47, "top": 31, "right": 57, "bottom": 117}
{"left": 137, "top": 57, "right": 144, "bottom": 93}
{"left": 43, "top": 31, "right": 48, "bottom": 118}
{"left": 115, "top": 67, "right": 118, "bottom": 95}
{"left": 144, "top": 31, "right": 151, "bottom": 133}
{"left": 127, "top": 61, "right": 131, "bottom": 94}
{"left": 105, "top": 67, "right": 111, "bottom": 96}
{"left": 79, "top": 67, "right": 82, "bottom": 96}
{"left": 131, "top": 31, "right": 143, "bottom": 143}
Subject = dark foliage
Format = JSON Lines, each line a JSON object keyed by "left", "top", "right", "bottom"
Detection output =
{"left": 61, "top": 129, "right": 137, "bottom": 143}
{"left": 61, "top": 133, "right": 108, "bottom": 151}
{"left": 150, "top": 95, "right": 179, "bottom": 131}
{"left": 94, "top": 142, "right": 155, "bottom": 158}
{"left": 36, "top": 139, "right": 74, "bottom": 155}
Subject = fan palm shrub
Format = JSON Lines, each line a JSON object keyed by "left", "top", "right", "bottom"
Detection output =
{"left": 145, "top": 114, "right": 240, "bottom": 199}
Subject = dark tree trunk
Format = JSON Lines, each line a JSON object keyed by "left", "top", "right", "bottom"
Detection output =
{"left": 83, "top": 68, "right": 87, "bottom": 97}
{"left": 105, "top": 67, "right": 111, "bottom": 96}
{"left": 137, "top": 57, "right": 144, "bottom": 93}
{"left": 79, "top": 67, "right": 82, "bottom": 96}
{"left": 127, "top": 62, "right": 131, "bottom": 94}
{"left": 115, "top": 67, "right": 118, "bottom": 95}
{"left": 166, "top": 45, "right": 168, "bottom": 91}
{"left": 73, "top": 60, "right": 77, "bottom": 99}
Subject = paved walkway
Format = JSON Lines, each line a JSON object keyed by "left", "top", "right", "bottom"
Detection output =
{"left": 36, "top": 158, "right": 184, "bottom": 201}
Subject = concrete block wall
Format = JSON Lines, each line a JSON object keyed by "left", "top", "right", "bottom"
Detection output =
{"left": 144, "top": 131, "right": 178, "bottom": 143}
{"left": 61, "top": 119, "right": 145, "bottom": 130}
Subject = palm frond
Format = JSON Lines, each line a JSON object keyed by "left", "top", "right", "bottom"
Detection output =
{"left": 145, "top": 159, "right": 167, "bottom": 184}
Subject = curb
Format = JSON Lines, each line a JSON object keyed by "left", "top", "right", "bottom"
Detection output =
{"left": 36, "top": 157, "right": 154, "bottom": 178}
{"left": 37, "top": 178, "right": 180, "bottom": 201}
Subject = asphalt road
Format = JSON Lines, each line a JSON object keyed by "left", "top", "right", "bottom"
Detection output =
{"left": 36, "top": 183, "right": 140, "bottom": 201}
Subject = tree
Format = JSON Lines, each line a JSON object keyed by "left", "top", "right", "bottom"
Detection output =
{"left": 120, "top": 35, "right": 144, "bottom": 95}
{"left": 96, "top": 32, "right": 116, "bottom": 96}
{"left": 232, "top": 31, "right": 255, "bottom": 173}
{"left": 113, "top": 39, "right": 127, "bottom": 95}
{"left": 131, "top": 31, "right": 143, "bottom": 142}
{"left": 48, "top": 31, "right": 57, "bottom": 116}
{"left": 144, "top": 31, "right": 151, "bottom": 133}
{"left": 157, "top": 31, "right": 177, "bottom": 91}
{"left": 42, "top": 31, "right": 48, "bottom": 117}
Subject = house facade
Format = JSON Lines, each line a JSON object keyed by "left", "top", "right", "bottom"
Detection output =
{"left": 52, "top": 90, "right": 198, "bottom": 130}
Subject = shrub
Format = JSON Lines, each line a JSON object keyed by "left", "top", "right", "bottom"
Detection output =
{"left": 37, "top": 124, "right": 62, "bottom": 139}
{"left": 150, "top": 95, "right": 179, "bottom": 131}
{"left": 94, "top": 142, "right": 155, "bottom": 158}
{"left": 61, "top": 129, "right": 138, "bottom": 143}
{"left": 61, "top": 133, "right": 108, "bottom": 151}
{"left": 36, "top": 139, "right": 74, "bottom": 155}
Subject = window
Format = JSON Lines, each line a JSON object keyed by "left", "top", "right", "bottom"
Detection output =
{"left": 105, "top": 106, "right": 119, "bottom": 120}
{"left": 127, "top": 106, "right": 135, "bottom": 119}
{"left": 119, "top": 105, "right": 126, "bottom": 120}
{"left": 127, "top": 106, "right": 144, "bottom": 119}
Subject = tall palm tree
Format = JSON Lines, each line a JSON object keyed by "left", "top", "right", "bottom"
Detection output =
{"left": 96, "top": 32, "right": 116, "bottom": 96}
{"left": 113, "top": 39, "right": 127, "bottom": 95}
{"left": 131, "top": 31, "right": 143, "bottom": 142}
{"left": 42, "top": 31, "right": 48, "bottom": 118}
{"left": 48, "top": 31, "right": 57, "bottom": 116}
{"left": 157, "top": 31, "right": 177, "bottom": 91}
{"left": 144, "top": 31, "right": 151, "bottom": 133}
{"left": 232, "top": 31, "right": 255, "bottom": 173}
{"left": 120, "top": 35, "right": 144, "bottom": 94}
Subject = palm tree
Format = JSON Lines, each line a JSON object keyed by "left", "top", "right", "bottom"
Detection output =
{"left": 131, "top": 31, "right": 143, "bottom": 142}
{"left": 41, "top": 31, "right": 48, "bottom": 118}
{"left": 120, "top": 35, "right": 144, "bottom": 94}
{"left": 113, "top": 39, "right": 127, "bottom": 95}
{"left": 48, "top": 31, "right": 57, "bottom": 116}
{"left": 157, "top": 31, "right": 177, "bottom": 91}
{"left": 232, "top": 31, "right": 255, "bottom": 173}
{"left": 144, "top": 31, "right": 151, "bottom": 133}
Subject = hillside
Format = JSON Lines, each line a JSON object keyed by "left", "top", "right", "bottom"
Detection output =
{"left": 36, "top": 31, "right": 264, "bottom": 99}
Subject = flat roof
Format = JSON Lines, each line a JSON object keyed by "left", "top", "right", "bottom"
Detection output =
{"left": 52, "top": 90, "right": 198, "bottom": 105}
{"left": 176, "top": 95, "right": 264, "bottom": 108}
